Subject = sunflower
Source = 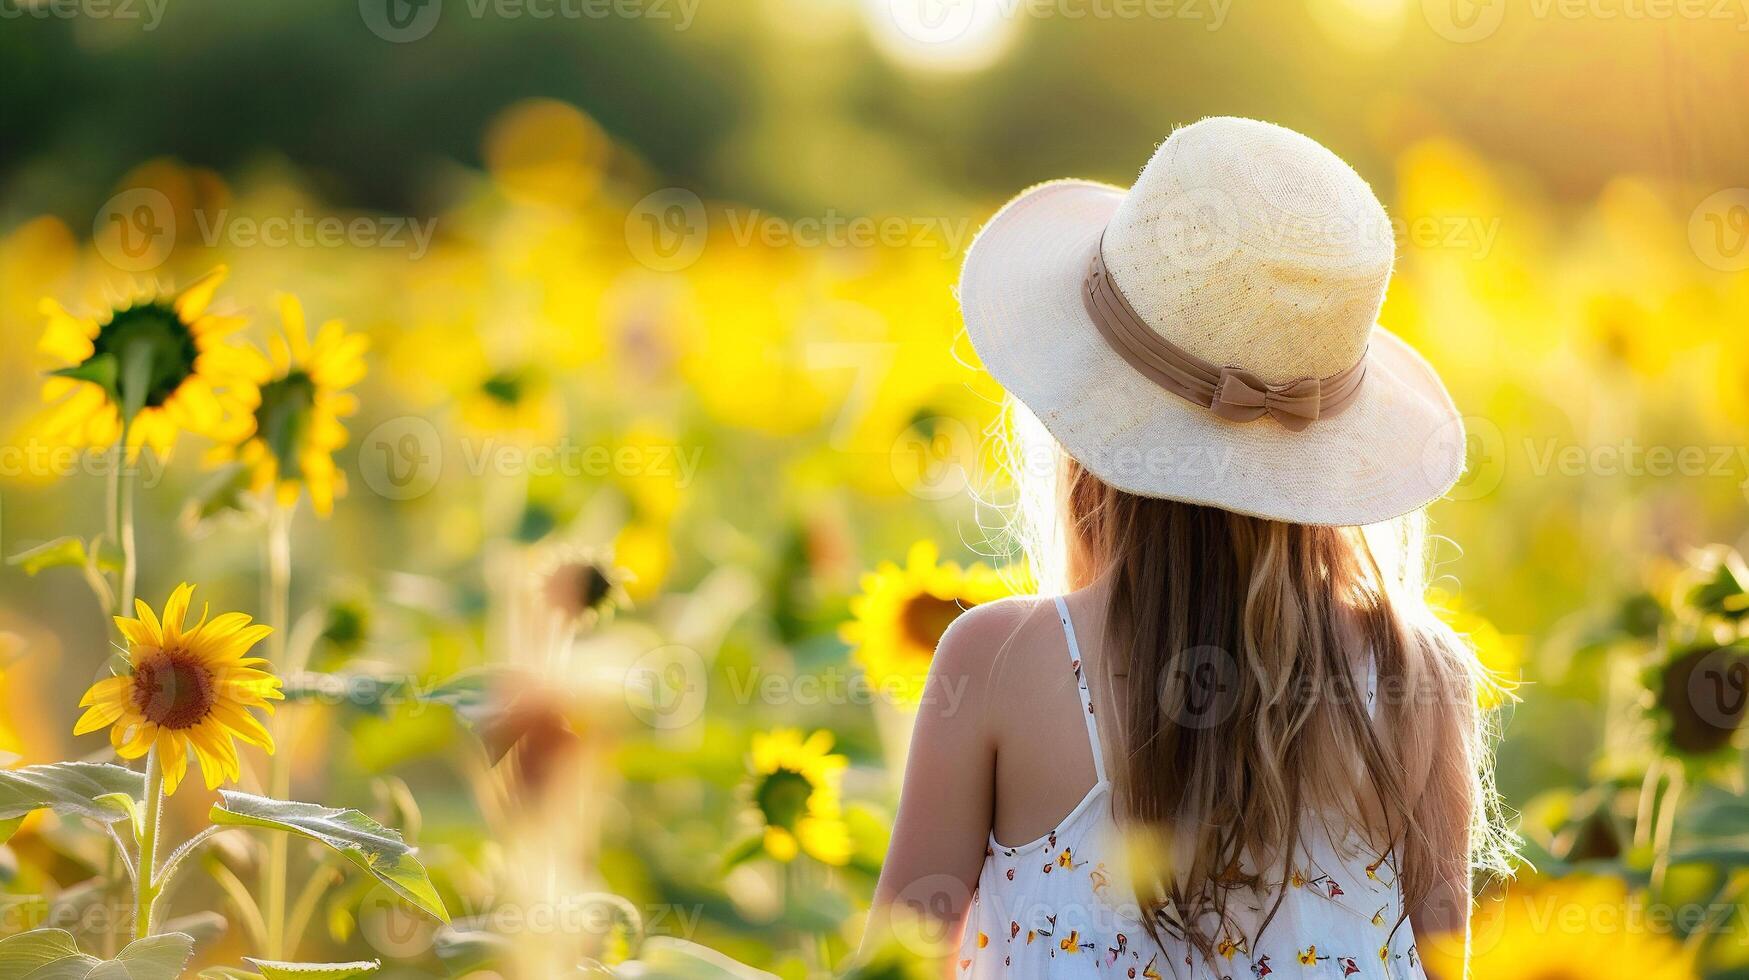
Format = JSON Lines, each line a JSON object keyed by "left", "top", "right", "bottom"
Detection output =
{"left": 209, "top": 294, "right": 367, "bottom": 517}
{"left": 748, "top": 728, "right": 852, "bottom": 865}
{"left": 458, "top": 364, "right": 562, "bottom": 438}
{"left": 1422, "top": 877, "right": 1695, "bottom": 980}
{"left": 74, "top": 583, "right": 283, "bottom": 795}
{"left": 38, "top": 267, "right": 256, "bottom": 458}
{"left": 536, "top": 548, "right": 630, "bottom": 630}
{"left": 840, "top": 541, "right": 1010, "bottom": 706}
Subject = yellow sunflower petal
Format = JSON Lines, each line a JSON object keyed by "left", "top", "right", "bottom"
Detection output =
{"left": 161, "top": 583, "right": 196, "bottom": 646}
{"left": 115, "top": 720, "right": 156, "bottom": 759}
{"left": 209, "top": 700, "right": 274, "bottom": 752}
{"left": 73, "top": 699, "right": 127, "bottom": 736}
{"left": 158, "top": 734, "right": 188, "bottom": 796}
{"left": 173, "top": 266, "right": 228, "bottom": 321}
{"left": 79, "top": 675, "right": 131, "bottom": 708}
{"left": 763, "top": 826, "right": 799, "bottom": 862}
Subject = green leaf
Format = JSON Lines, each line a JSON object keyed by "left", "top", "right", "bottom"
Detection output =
{"left": 279, "top": 673, "right": 404, "bottom": 717}
{"left": 432, "top": 926, "right": 510, "bottom": 976}
{"left": 181, "top": 464, "right": 258, "bottom": 531}
{"left": 197, "top": 970, "right": 262, "bottom": 980}
{"left": 0, "top": 929, "right": 195, "bottom": 980}
{"left": 719, "top": 835, "right": 765, "bottom": 871}
{"left": 52, "top": 354, "right": 117, "bottom": 394}
{"left": 0, "top": 763, "right": 146, "bottom": 827}
{"left": 93, "top": 934, "right": 198, "bottom": 979}
{"left": 161, "top": 911, "right": 228, "bottom": 945}
{"left": 210, "top": 791, "right": 449, "bottom": 923}
{"left": 609, "top": 937, "right": 779, "bottom": 979}
{"left": 0, "top": 928, "right": 84, "bottom": 976}
{"left": 8, "top": 537, "right": 91, "bottom": 576}
{"left": 245, "top": 959, "right": 382, "bottom": 980}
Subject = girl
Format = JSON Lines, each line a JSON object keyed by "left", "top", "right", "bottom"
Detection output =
{"left": 867, "top": 118, "right": 1511, "bottom": 979}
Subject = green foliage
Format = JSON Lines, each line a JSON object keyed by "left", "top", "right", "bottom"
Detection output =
{"left": 245, "top": 959, "right": 382, "bottom": 979}
{"left": 0, "top": 763, "right": 146, "bottom": 839}
{"left": 7, "top": 536, "right": 119, "bottom": 576}
{"left": 0, "top": 928, "right": 194, "bottom": 979}
{"left": 208, "top": 791, "right": 448, "bottom": 923}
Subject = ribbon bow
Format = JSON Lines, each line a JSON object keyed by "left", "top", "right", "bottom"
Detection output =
{"left": 1212, "top": 368, "right": 1324, "bottom": 432}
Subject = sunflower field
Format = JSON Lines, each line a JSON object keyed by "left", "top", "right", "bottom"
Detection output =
{"left": 3, "top": 2, "right": 1749, "bottom": 978}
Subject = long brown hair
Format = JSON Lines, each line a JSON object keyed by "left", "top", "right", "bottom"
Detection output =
{"left": 992, "top": 406, "right": 1512, "bottom": 957}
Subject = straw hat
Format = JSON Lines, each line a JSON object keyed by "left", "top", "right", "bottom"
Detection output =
{"left": 959, "top": 116, "right": 1464, "bottom": 526}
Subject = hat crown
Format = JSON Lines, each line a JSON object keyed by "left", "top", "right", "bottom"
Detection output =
{"left": 1101, "top": 117, "right": 1394, "bottom": 386}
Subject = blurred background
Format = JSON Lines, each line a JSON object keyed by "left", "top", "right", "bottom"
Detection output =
{"left": 3, "top": 0, "right": 1749, "bottom": 976}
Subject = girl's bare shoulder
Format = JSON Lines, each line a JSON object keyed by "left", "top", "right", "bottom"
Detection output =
{"left": 931, "top": 595, "right": 1080, "bottom": 701}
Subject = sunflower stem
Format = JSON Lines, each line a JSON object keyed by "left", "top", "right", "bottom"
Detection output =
{"left": 284, "top": 858, "right": 345, "bottom": 952}
{"left": 262, "top": 503, "right": 294, "bottom": 959}
{"left": 117, "top": 416, "right": 138, "bottom": 617}
{"left": 135, "top": 748, "right": 163, "bottom": 940}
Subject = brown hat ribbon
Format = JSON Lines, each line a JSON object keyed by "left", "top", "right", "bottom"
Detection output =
{"left": 1082, "top": 245, "right": 1368, "bottom": 433}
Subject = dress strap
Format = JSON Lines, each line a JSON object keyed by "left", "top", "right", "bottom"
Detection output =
{"left": 1052, "top": 596, "right": 1107, "bottom": 783}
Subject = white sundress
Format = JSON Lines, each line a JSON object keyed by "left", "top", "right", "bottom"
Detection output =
{"left": 957, "top": 597, "right": 1425, "bottom": 980}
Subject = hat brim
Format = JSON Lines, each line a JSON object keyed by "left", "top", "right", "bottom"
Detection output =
{"left": 959, "top": 180, "right": 1466, "bottom": 527}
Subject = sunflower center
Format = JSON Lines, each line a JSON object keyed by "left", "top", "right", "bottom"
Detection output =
{"left": 254, "top": 370, "right": 317, "bottom": 479}
{"left": 81, "top": 303, "right": 200, "bottom": 412}
{"left": 480, "top": 370, "right": 529, "bottom": 407}
{"left": 901, "top": 594, "right": 965, "bottom": 651}
{"left": 755, "top": 768, "right": 815, "bottom": 832}
{"left": 544, "top": 561, "right": 613, "bottom": 619}
{"left": 131, "top": 651, "right": 217, "bottom": 730}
